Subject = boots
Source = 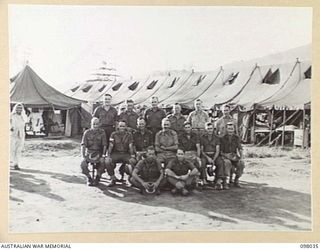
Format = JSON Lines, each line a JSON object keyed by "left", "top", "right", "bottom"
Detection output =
{"left": 93, "top": 175, "right": 101, "bottom": 186}
{"left": 86, "top": 176, "right": 94, "bottom": 186}
{"left": 223, "top": 178, "right": 230, "bottom": 190}
{"left": 234, "top": 176, "right": 241, "bottom": 188}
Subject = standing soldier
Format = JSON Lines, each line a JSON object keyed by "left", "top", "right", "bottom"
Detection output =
{"left": 118, "top": 99, "right": 139, "bottom": 131}
{"left": 199, "top": 122, "right": 225, "bottom": 188}
{"left": 130, "top": 146, "right": 165, "bottom": 195}
{"left": 144, "top": 96, "right": 166, "bottom": 139}
{"left": 132, "top": 117, "right": 154, "bottom": 161}
{"left": 105, "top": 121, "right": 136, "bottom": 186}
{"left": 220, "top": 122, "right": 245, "bottom": 188}
{"left": 155, "top": 118, "right": 178, "bottom": 165}
{"left": 187, "top": 99, "right": 210, "bottom": 136}
{"left": 166, "top": 103, "right": 186, "bottom": 134}
{"left": 178, "top": 121, "right": 201, "bottom": 169}
{"left": 80, "top": 117, "right": 107, "bottom": 186}
{"left": 165, "top": 149, "right": 200, "bottom": 196}
{"left": 93, "top": 94, "right": 118, "bottom": 148}
{"left": 216, "top": 104, "right": 238, "bottom": 137}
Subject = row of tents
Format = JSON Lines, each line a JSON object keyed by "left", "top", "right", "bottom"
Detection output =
{"left": 65, "top": 44, "right": 311, "bottom": 111}
{"left": 10, "top": 44, "right": 311, "bottom": 144}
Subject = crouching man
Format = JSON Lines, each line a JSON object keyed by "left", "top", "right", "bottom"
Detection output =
{"left": 130, "top": 146, "right": 165, "bottom": 195}
{"left": 165, "top": 149, "right": 200, "bottom": 196}
{"left": 80, "top": 117, "right": 107, "bottom": 186}
{"left": 220, "top": 122, "right": 245, "bottom": 188}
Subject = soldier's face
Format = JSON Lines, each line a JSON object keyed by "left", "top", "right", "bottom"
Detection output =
{"left": 206, "top": 125, "right": 214, "bottom": 134}
{"left": 146, "top": 150, "right": 156, "bottom": 159}
{"left": 227, "top": 125, "right": 235, "bottom": 135}
{"left": 184, "top": 124, "right": 191, "bottom": 133}
{"left": 103, "top": 95, "right": 112, "bottom": 105}
{"left": 127, "top": 102, "right": 134, "bottom": 111}
{"left": 118, "top": 122, "right": 126, "bottom": 132}
{"left": 137, "top": 120, "right": 146, "bottom": 129}
{"left": 223, "top": 106, "right": 230, "bottom": 115}
{"left": 176, "top": 150, "right": 185, "bottom": 161}
{"left": 173, "top": 105, "right": 181, "bottom": 114}
{"left": 91, "top": 120, "right": 100, "bottom": 129}
{"left": 162, "top": 120, "right": 170, "bottom": 130}
{"left": 151, "top": 99, "right": 158, "bottom": 108}
{"left": 195, "top": 101, "right": 202, "bottom": 110}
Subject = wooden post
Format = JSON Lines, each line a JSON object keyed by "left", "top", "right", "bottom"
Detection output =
{"left": 252, "top": 109, "right": 256, "bottom": 144}
{"left": 268, "top": 109, "right": 274, "bottom": 146}
{"left": 281, "top": 108, "right": 286, "bottom": 147}
{"left": 302, "top": 108, "right": 306, "bottom": 149}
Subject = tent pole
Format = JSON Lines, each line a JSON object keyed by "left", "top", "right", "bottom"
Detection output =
{"left": 281, "top": 108, "right": 286, "bottom": 147}
{"left": 252, "top": 109, "right": 256, "bottom": 144}
{"left": 268, "top": 108, "right": 274, "bottom": 146}
{"left": 302, "top": 108, "right": 306, "bottom": 149}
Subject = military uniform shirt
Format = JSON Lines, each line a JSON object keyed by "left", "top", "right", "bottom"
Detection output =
{"left": 220, "top": 134, "right": 242, "bottom": 154}
{"left": 135, "top": 158, "right": 162, "bottom": 181}
{"left": 93, "top": 106, "right": 118, "bottom": 127}
{"left": 109, "top": 130, "right": 133, "bottom": 153}
{"left": 178, "top": 131, "right": 200, "bottom": 152}
{"left": 155, "top": 129, "right": 178, "bottom": 149}
{"left": 118, "top": 110, "right": 139, "bottom": 129}
{"left": 187, "top": 110, "right": 209, "bottom": 129}
{"left": 132, "top": 128, "right": 154, "bottom": 152}
{"left": 200, "top": 133, "right": 221, "bottom": 153}
{"left": 166, "top": 113, "right": 186, "bottom": 133}
{"left": 166, "top": 157, "right": 195, "bottom": 176}
{"left": 144, "top": 107, "right": 166, "bottom": 130}
{"left": 215, "top": 115, "right": 238, "bottom": 137}
{"left": 81, "top": 128, "right": 107, "bottom": 153}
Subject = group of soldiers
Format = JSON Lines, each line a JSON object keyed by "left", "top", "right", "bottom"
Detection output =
{"left": 80, "top": 94, "right": 245, "bottom": 196}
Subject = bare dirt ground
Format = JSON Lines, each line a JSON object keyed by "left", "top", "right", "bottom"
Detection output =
{"left": 9, "top": 138, "right": 311, "bottom": 233}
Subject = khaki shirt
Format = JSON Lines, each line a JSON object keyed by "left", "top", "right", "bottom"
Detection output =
{"left": 155, "top": 129, "right": 178, "bottom": 150}
{"left": 118, "top": 110, "right": 139, "bottom": 129}
{"left": 167, "top": 157, "right": 195, "bottom": 176}
{"left": 144, "top": 107, "right": 166, "bottom": 130}
{"left": 215, "top": 115, "right": 238, "bottom": 137}
{"left": 93, "top": 105, "right": 118, "bottom": 127}
{"left": 109, "top": 130, "right": 133, "bottom": 153}
{"left": 81, "top": 128, "right": 107, "bottom": 153}
{"left": 166, "top": 113, "right": 186, "bottom": 133}
{"left": 187, "top": 110, "right": 209, "bottom": 129}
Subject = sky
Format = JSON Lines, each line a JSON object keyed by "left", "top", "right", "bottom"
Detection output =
{"left": 9, "top": 5, "right": 312, "bottom": 91}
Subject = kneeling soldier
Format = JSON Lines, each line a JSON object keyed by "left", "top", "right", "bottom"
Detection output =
{"left": 80, "top": 117, "right": 107, "bottom": 186}
{"left": 220, "top": 122, "right": 245, "bottom": 188}
{"left": 130, "top": 146, "right": 165, "bottom": 195}
{"left": 105, "top": 121, "right": 137, "bottom": 186}
{"left": 165, "top": 149, "right": 200, "bottom": 196}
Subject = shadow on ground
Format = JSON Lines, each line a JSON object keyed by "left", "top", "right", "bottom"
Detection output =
{"left": 9, "top": 167, "right": 311, "bottom": 230}
{"left": 10, "top": 171, "right": 65, "bottom": 201}
{"left": 97, "top": 180, "right": 311, "bottom": 230}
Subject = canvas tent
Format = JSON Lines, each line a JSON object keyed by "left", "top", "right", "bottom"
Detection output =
{"left": 10, "top": 65, "right": 85, "bottom": 137}
{"left": 11, "top": 65, "right": 83, "bottom": 109}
